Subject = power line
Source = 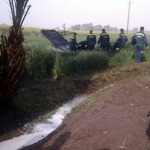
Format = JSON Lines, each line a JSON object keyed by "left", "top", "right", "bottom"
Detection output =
{"left": 136, "top": 0, "right": 150, "bottom": 9}
{"left": 132, "top": 3, "right": 150, "bottom": 13}
{"left": 135, "top": 1, "right": 150, "bottom": 11}
{"left": 126, "top": 0, "right": 150, "bottom": 32}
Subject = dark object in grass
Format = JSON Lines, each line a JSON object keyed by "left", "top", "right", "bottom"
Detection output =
{"left": 41, "top": 30, "right": 70, "bottom": 51}
{"left": 112, "top": 41, "right": 119, "bottom": 51}
{"left": 147, "top": 111, "right": 150, "bottom": 117}
{"left": 78, "top": 41, "right": 88, "bottom": 50}
{"left": 131, "top": 38, "right": 136, "bottom": 45}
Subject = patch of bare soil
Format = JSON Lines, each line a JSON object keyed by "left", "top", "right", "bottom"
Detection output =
{"left": 9, "top": 77, "right": 150, "bottom": 149}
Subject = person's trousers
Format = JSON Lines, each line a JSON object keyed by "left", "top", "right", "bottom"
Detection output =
{"left": 87, "top": 42, "right": 94, "bottom": 50}
{"left": 135, "top": 44, "right": 143, "bottom": 62}
{"left": 100, "top": 44, "right": 109, "bottom": 51}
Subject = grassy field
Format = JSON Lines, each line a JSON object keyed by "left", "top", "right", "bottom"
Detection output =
{"left": 18, "top": 34, "right": 150, "bottom": 115}
{"left": 1, "top": 24, "right": 150, "bottom": 38}
{"left": 1, "top": 30, "right": 150, "bottom": 134}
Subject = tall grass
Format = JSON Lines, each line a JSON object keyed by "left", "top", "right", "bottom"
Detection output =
{"left": 25, "top": 47, "right": 109, "bottom": 78}
{"left": 26, "top": 45, "right": 56, "bottom": 78}
{"left": 20, "top": 33, "right": 150, "bottom": 79}
{"left": 25, "top": 41, "right": 150, "bottom": 79}
{"left": 59, "top": 51, "right": 109, "bottom": 76}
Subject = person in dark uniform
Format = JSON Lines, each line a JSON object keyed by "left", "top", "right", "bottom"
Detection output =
{"left": 70, "top": 33, "right": 78, "bottom": 51}
{"left": 86, "top": 30, "right": 96, "bottom": 50}
{"left": 77, "top": 40, "right": 87, "bottom": 50}
{"left": 115, "top": 28, "right": 128, "bottom": 51}
{"left": 98, "top": 29, "right": 110, "bottom": 51}
{"left": 131, "top": 26, "right": 148, "bottom": 63}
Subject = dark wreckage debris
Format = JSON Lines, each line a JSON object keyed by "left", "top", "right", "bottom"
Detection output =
{"left": 41, "top": 30, "right": 73, "bottom": 51}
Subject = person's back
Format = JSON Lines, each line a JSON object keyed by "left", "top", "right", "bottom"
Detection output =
{"left": 131, "top": 26, "right": 148, "bottom": 63}
{"left": 113, "top": 29, "right": 128, "bottom": 51}
{"left": 86, "top": 30, "right": 96, "bottom": 50}
{"left": 119, "top": 32, "right": 128, "bottom": 47}
{"left": 116, "top": 29, "right": 128, "bottom": 50}
{"left": 70, "top": 33, "right": 77, "bottom": 51}
{"left": 132, "top": 31, "right": 147, "bottom": 45}
{"left": 98, "top": 29, "right": 110, "bottom": 51}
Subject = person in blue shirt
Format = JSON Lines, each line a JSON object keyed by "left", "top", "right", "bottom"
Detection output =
{"left": 131, "top": 26, "right": 148, "bottom": 63}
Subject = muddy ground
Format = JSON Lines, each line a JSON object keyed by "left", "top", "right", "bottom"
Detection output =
{"left": 17, "top": 76, "right": 150, "bottom": 150}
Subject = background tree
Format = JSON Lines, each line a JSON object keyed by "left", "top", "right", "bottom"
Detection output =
{"left": 70, "top": 24, "right": 81, "bottom": 30}
{"left": 132, "top": 27, "right": 138, "bottom": 32}
{"left": 68, "top": 23, "right": 119, "bottom": 31}
{"left": 62, "top": 23, "right": 66, "bottom": 31}
{"left": 81, "top": 23, "right": 93, "bottom": 31}
{"left": 0, "top": 0, "right": 31, "bottom": 103}
{"left": 94, "top": 25, "right": 102, "bottom": 31}
{"left": 103, "top": 25, "right": 112, "bottom": 31}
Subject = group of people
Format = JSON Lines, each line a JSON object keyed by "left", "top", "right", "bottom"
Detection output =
{"left": 69, "top": 29, "right": 128, "bottom": 52}
{"left": 69, "top": 26, "right": 148, "bottom": 63}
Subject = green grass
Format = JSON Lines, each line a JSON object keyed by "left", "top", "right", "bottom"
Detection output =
{"left": 24, "top": 36, "right": 51, "bottom": 46}
{"left": 16, "top": 59, "right": 150, "bottom": 120}
{"left": 2, "top": 31, "right": 150, "bottom": 125}
{"left": 70, "top": 90, "right": 100, "bottom": 114}
{"left": 24, "top": 38, "right": 150, "bottom": 79}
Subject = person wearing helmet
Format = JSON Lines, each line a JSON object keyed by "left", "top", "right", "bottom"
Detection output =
{"left": 86, "top": 30, "right": 96, "bottom": 50}
{"left": 131, "top": 26, "right": 148, "bottom": 63}
{"left": 98, "top": 29, "right": 110, "bottom": 51}
{"left": 69, "top": 33, "right": 78, "bottom": 51}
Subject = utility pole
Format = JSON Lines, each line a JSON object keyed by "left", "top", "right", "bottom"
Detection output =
{"left": 126, "top": 0, "right": 131, "bottom": 35}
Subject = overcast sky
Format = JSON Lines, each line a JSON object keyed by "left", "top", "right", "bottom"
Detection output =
{"left": 0, "top": 0, "right": 150, "bottom": 30}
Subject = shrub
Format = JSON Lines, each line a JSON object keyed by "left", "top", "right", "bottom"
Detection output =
{"left": 59, "top": 51, "right": 109, "bottom": 75}
{"left": 26, "top": 45, "right": 56, "bottom": 78}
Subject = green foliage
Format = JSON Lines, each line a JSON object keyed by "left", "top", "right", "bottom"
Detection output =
{"left": 25, "top": 47, "right": 109, "bottom": 78}
{"left": 26, "top": 45, "right": 56, "bottom": 78}
{"left": 59, "top": 51, "right": 109, "bottom": 75}
{"left": 11, "top": 35, "right": 150, "bottom": 127}
{"left": 109, "top": 49, "right": 134, "bottom": 68}
{"left": 9, "top": 0, "right": 31, "bottom": 27}
{"left": 24, "top": 37, "right": 150, "bottom": 79}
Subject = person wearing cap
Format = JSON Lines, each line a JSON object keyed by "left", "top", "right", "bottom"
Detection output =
{"left": 115, "top": 28, "right": 128, "bottom": 51}
{"left": 131, "top": 26, "right": 148, "bottom": 63}
{"left": 69, "top": 33, "right": 78, "bottom": 51}
{"left": 86, "top": 30, "right": 96, "bottom": 50}
{"left": 98, "top": 29, "right": 110, "bottom": 51}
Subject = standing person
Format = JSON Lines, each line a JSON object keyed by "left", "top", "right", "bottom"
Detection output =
{"left": 131, "top": 26, "right": 148, "bottom": 63}
{"left": 98, "top": 29, "right": 110, "bottom": 51}
{"left": 69, "top": 33, "right": 78, "bottom": 51}
{"left": 86, "top": 30, "right": 96, "bottom": 50}
{"left": 115, "top": 28, "right": 128, "bottom": 51}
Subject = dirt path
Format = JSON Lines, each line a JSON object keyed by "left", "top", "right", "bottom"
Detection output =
{"left": 14, "top": 77, "right": 150, "bottom": 150}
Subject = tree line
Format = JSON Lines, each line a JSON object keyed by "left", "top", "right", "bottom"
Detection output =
{"left": 62, "top": 23, "right": 150, "bottom": 32}
{"left": 68, "top": 23, "right": 118, "bottom": 31}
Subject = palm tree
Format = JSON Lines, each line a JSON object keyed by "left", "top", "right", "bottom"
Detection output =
{"left": 0, "top": 0, "right": 31, "bottom": 103}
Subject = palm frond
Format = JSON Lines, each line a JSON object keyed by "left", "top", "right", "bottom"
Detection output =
{"left": 9, "top": 0, "right": 31, "bottom": 27}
